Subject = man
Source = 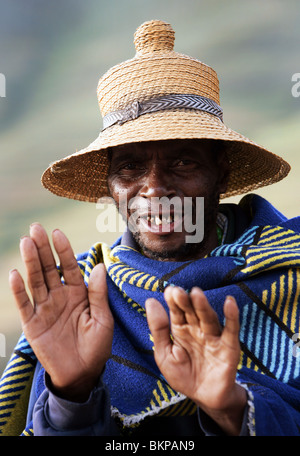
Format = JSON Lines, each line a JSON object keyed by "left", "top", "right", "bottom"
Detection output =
{"left": 1, "top": 20, "right": 300, "bottom": 436}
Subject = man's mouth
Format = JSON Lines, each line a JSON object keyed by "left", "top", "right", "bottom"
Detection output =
{"left": 145, "top": 213, "right": 180, "bottom": 224}
{"left": 125, "top": 197, "right": 199, "bottom": 237}
{"left": 133, "top": 212, "right": 183, "bottom": 235}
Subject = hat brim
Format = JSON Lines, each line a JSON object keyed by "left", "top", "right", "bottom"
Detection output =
{"left": 41, "top": 110, "right": 290, "bottom": 202}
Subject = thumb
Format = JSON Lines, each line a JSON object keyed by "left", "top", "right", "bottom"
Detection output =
{"left": 146, "top": 298, "right": 172, "bottom": 359}
{"left": 88, "top": 263, "right": 113, "bottom": 327}
{"left": 221, "top": 296, "right": 240, "bottom": 350}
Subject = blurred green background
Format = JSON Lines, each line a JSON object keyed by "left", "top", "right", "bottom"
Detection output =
{"left": 1, "top": 0, "right": 299, "bottom": 374}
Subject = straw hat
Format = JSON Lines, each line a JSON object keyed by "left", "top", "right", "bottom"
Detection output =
{"left": 41, "top": 20, "right": 290, "bottom": 202}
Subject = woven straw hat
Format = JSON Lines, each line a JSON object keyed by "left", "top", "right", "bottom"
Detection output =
{"left": 42, "top": 20, "right": 290, "bottom": 202}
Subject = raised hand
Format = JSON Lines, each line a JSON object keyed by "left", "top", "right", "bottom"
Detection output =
{"left": 9, "top": 223, "right": 114, "bottom": 402}
{"left": 145, "top": 286, "right": 247, "bottom": 435}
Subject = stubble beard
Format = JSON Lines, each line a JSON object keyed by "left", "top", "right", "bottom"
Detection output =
{"left": 130, "top": 191, "right": 220, "bottom": 262}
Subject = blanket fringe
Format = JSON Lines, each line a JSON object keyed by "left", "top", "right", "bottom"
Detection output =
{"left": 111, "top": 392, "right": 187, "bottom": 428}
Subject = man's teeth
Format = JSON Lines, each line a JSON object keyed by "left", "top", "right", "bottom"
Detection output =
{"left": 146, "top": 215, "right": 179, "bottom": 225}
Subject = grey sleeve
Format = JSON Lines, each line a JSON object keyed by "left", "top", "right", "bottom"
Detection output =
{"left": 198, "top": 404, "right": 250, "bottom": 436}
{"left": 33, "top": 374, "right": 120, "bottom": 436}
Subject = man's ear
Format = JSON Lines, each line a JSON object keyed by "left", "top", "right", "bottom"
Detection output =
{"left": 215, "top": 142, "right": 230, "bottom": 195}
{"left": 219, "top": 155, "right": 230, "bottom": 194}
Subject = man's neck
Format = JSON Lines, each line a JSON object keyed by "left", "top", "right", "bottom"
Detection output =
{"left": 122, "top": 226, "right": 220, "bottom": 262}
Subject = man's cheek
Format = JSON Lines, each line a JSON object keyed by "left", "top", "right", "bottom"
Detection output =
{"left": 112, "top": 191, "right": 130, "bottom": 219}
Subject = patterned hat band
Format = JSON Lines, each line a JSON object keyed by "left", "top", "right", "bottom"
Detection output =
{"left": 102, "top": 94, "right": 223, "bottom": 130}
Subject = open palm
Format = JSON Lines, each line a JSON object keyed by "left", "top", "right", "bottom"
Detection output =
{"left": 146, "top": 286, "right": 246, "bottom": 434}
{"left": 9, "top": 223, "right": 114, "bottom": 401}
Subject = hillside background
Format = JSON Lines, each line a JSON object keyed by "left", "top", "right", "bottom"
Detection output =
{"left": 1, "top": 0, "right": 299, "bottom": 374}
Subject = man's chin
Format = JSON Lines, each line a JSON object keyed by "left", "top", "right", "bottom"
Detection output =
{"left": 132, "top": 232, "right": 201, "bottom": 262}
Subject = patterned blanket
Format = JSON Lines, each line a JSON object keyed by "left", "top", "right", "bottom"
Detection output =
{"left": 1, "top": 194, "right": 300, "bottom": 436}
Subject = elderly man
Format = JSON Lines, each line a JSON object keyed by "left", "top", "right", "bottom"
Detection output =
{"left": 1, "top": 20, "right": 300, "bottom": 437}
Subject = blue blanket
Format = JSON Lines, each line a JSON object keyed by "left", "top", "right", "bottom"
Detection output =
{"left": 1, "top": 194, "right": 300, "bottom": 436}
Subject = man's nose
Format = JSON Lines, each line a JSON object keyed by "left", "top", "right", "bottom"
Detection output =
{"left": 139, "top": 164, "right": 176, "bottom": 198}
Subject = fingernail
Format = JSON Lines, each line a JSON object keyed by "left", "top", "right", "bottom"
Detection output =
{"left": 29, "top": 222, "right": 42, "bottom": 232}
{"left": 52, "top": 229, "right": 61, "bottom": 237}
{"left": 189, "top": 287, "right": 204, "bottom": 296}
{"left": 171, "top": 285, "right": 186, "bottom": 292}
{"left": 190, "top": 286, "right": 203, "bottom": 292}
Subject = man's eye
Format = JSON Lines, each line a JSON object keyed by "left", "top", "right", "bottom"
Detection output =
{"left": 175, "top": 159, "right": 193, "bottom": 166}
{"left": 123, "top": 163, "right": 136, "bottom": 170}
{"left": 121, "top": 162, "right": 146, "bottom": 171}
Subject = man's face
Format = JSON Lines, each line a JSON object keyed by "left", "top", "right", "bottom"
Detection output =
{"left": 107, "top": 139, "right": 228, "bottom": 261}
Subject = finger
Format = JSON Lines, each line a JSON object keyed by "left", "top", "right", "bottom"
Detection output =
{"left": 164, "top": 286, "right": 188, "bottom": 326}
{"left": 52, "top": 229, "right": 83, "bottom": 286}
{"left": 189, "top": 287, "right": 221, "bottom": 336}
{"left": 20, "top": 235, "right": 49, "bottom": 304}
{"left": 168, "top": 286, "right": 199, "bottom": 326}
{"left": 221, "top": 296, "right": 240, "bottom": 349}
{"left": 9, "top": 269, "right": 34, "bottom": 324}
{"left": 145, "top": 298, "right": 172, "bottom": 356}
{"left": 88, "top": 263, "right": 113, "bottom": 328}
{"left": 30, "top": 223, "right": 62, "bottom": 290}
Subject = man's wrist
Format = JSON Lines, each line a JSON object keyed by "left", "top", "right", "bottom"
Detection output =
{"left": 46, "top": 372, "right": 101, "bottom": 403}
{"left": 197, "top": 383, "right": 248, "bottom": 436}
{"left": 34, "top": 372, "right": 112, "bottom": 433}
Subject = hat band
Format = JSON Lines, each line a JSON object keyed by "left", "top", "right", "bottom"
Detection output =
{"left": 102, "top": 94, "right": 223, "bottom": 130}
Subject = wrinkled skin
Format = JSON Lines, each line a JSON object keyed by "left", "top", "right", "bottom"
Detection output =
{"left": 107, "top": 139, "right": 228, "bottom": 261}
{"left": 9, "top": 139, "right": 246, "bottom": 435}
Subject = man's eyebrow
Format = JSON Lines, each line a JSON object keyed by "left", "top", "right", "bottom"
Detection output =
{"left": 170, "top": 148, "right": 198, "bottom": 158}
{"left": 111, "top": 150, "right": 142, "bottom": 162}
